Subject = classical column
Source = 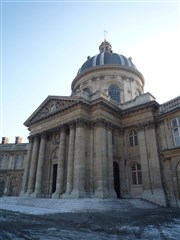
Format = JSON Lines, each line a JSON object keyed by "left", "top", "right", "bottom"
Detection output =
{"left": 52, "top": 127, "right": 66, "bottom": 198}
{"left": 94, "top": 119, "right": 109, "bottom": 198}
{"left": 26, "top": 135, "right": 40, "bottom": 195}
{"left": 32, "top": 133, "right": 46, "bottom": 197}
{"left": 20, "top": 136, "right": 33, "bottom": 196}
{"left": 71, "top": 119, "right": 86, "bottom": 198}
{"left": 107, "top": 126, "right": 116, "bottom": 197}
{"left": 63, "top": 123, "right": 75, "bottom": 196}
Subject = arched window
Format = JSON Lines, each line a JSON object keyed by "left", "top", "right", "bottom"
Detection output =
{"left": 131, "top": 163, "right": 142, "bottom": 185}
{"left": 128, "top": 130, "right": 138, "bottom": 146}
{"left": 83, "top": 88, "right": 92, "bottom": 95}
{"left": 108, "top": 84, "right": 120, "bottom": 103}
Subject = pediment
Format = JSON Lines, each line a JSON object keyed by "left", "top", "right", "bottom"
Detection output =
{"left": 24, "top": 95, "right": 80, "bottom": 126}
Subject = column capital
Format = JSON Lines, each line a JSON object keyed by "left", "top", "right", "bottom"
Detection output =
{"left": 33, "top": 134, "right": 40, "bottom": 141}
{"left": 75, "top": 118, "right": 87, "bottom": 128}
{"left": 59, "top": 124, "right": 67, "bottom": 132}
{"left": 137, "top": 120, "right": 155, "bottom": 131}
{"left": 69, "top": 121, "right": 76, "bottom": 129}
{"left": 28, "top": 135, "right": 34, "bottom": 143}
{"left": 106, "top": 123, "right": 113, "bottom": 131}
{"left": 41, "top": 132, "right": 47, "bottom": 139}
{"left": 94, "top": 118, "right": 107, "bottom": 129}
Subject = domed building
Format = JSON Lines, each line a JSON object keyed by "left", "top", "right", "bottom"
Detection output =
{"left": 1, "top": 40, "right": 180, "bottom": 207}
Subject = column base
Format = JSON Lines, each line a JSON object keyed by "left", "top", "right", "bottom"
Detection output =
{"left": 142, "top": 189, "right": 167, "bottom": 207}
{"left": 19, "top": 191, "right": 26, "bottom": 197}
{"left": 94, "top": 189, "right": 116, "bottom": 199}
{"left": 30, "top": 192, "right": 44, "bottom": 198}
{"left": 51, "top": 192, "right": 61, "bottom": 199}
{"left": 70, "top": 189, "right": 86, "bottom": 198}
{"left": 61, "top": 192, "right": 74, "bottom": 199}
{"left": 25, "top": 190, "right": 33, "bottom": 196}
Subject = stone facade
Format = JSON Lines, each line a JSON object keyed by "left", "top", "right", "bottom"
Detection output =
{"left": 0, "top": 40, "right": 180, "bottom": 207}
{"left": 0, "top": 137, "right": 27, "bottom": 196}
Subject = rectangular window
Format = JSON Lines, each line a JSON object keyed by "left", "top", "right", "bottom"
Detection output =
{"left": 171, "top": 117, "right": 180, "bottom": 147}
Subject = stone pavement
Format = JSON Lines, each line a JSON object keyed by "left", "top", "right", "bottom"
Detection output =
{"left": 1, "top": 197, "right": 180, "bottom": 240}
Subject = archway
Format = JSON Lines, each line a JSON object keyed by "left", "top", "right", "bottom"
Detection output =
{"left": 113, "top": 162, "right": 121, "bottom": 198}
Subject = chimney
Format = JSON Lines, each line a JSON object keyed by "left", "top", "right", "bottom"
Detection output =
{"left": 15, "top": 136, "right": 22, "bottom": 144}
{"left": 1, "top": 137, "right": 9, "bottom": 144}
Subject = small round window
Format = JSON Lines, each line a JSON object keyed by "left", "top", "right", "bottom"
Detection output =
{"left": 83, "top": 88, "right": 92, "bottom": 95}
{"left": 108, "top": 84, "right": 120, "bottom": 103}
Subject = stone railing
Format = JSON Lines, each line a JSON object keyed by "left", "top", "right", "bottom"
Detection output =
{"left": 0, "top": 143, "right": 28, "bottom": 152}
{"left": 159, "top": 96, "right": 180, "bottom": 114}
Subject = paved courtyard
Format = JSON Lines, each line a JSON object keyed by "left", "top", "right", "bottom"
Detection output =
{"left": 0, "top": 197, "right": 180, "bottom": 240}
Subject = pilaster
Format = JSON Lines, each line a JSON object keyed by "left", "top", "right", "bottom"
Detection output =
{"left": 107, "top": 125, "right": 117, "bottom": 198}
{"left": 138, "top": 122, "right": 167, "bottom": 206}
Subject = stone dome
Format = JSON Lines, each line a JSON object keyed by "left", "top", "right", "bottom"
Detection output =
{"left": 77, "top": 40, "right": 137, "bottom": 75}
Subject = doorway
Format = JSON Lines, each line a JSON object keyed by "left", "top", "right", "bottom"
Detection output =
{"left": 52, "top": 164, "right": 57, "bottom": 194}
{"left": 113, "top": 162, "right": 121, "bottom": 198}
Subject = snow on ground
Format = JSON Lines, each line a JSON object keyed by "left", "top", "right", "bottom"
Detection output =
{"left": 1, "top": 198, "right": 180, "bottom": 240}
{"left": 1, "top": 204, "right": 60, "bottom": 215}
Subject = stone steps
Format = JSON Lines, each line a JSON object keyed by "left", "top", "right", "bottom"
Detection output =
{"left": 1, "top": 197, "right": 159, "bottom": 214}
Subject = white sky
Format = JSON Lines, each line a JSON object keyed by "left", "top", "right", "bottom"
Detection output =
{"left": 0, "top": 0, "right": 180, "bottom": 143}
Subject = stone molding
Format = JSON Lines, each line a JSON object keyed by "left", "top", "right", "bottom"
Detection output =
{"left": 28, "top": 118, "right": 121, "bottom": 140}
{"left": 137, "top": 120, "right": 155, "bottom": 131}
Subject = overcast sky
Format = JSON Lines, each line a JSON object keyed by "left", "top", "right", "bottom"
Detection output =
{"left": 0, "top": 0, "right": 179, "bottom": 143}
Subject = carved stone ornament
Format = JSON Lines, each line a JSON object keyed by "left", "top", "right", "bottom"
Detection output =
{"left": 75, "top": 118, "right": 89, "bottom": 128}
{"left": 49, "top": 132, "right": 60, "bottom": 148}
{"left": 137, "top": 120, "right": 155, "bottom": 131}
{"left": 27, "top": 98, "right": 79, "bottom": 125}
{"left": 99, "top": 75, "right": 105, "bottom": 80}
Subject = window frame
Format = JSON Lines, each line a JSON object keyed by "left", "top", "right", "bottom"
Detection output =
{"left": 171, "top": 117, "right": 180, "bottom": 147}
{"left": 128, "top": 130, "right": 138, "bottom": 147}
{"left": 83, "top": 87, "right": 92, "bottom": 95}
{"left": 131, "top": 163, "right": 142, "bottom": 185}
{"left": 108, "top": 84, "right": 120, "bottom": 103}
